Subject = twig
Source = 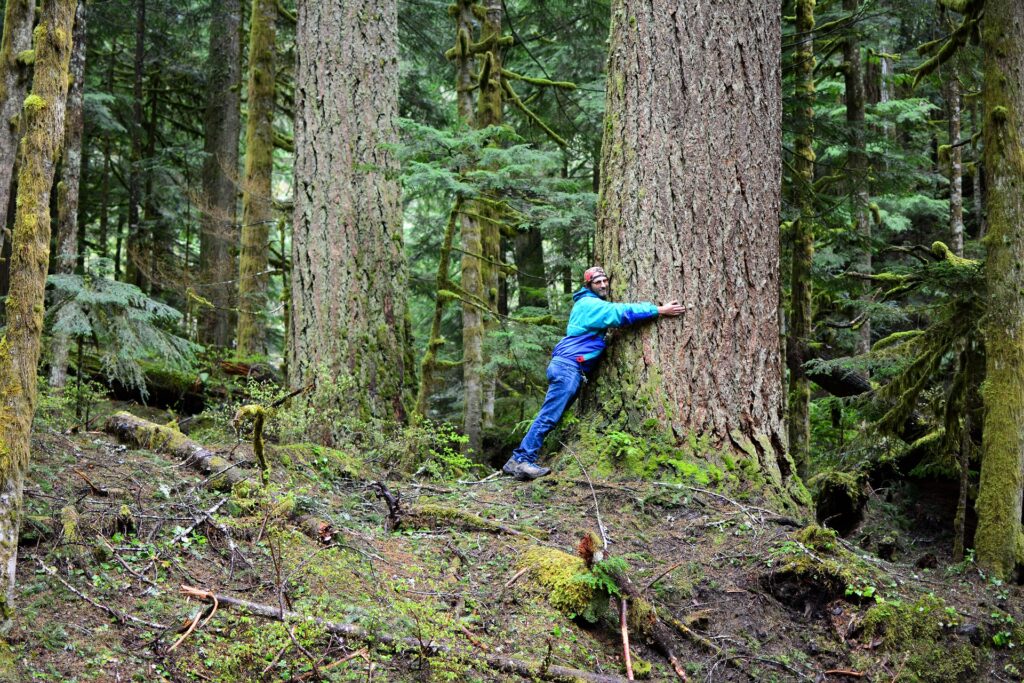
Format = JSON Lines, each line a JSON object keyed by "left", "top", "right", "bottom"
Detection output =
{"left": 168, "top": 593, "right": 218, "bottom": 652}
{"left": 824, "top": 670, "right": 865, "bottom": 678}
{"left": 560, "top": 441, "right": 609, "bottom": 547}
{"left": 621, "top": 598, "right": 633, "bottom": 680}
{"left": 891, "top": 652, "right": 910, "bottom": 682}
{"left": 73, "top": 468, "right": 109, "bottom": 496}
{"left": 644, "top": 561, "right": 686, "bottom": 591}
{"left": 504, "top": 567, "right": 529, "bottom": 588}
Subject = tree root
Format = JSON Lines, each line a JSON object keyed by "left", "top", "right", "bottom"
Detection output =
{"left": 179, "top": 585, "right": 630, "bottom": 682}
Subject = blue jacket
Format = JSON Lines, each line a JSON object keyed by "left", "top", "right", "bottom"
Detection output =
{"left": 551, "top": 289, "right": 658, "bottom": 372}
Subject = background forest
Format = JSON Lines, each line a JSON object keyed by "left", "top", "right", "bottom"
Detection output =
{"left": 1, "top": 0, "right": 1024, "bottom": 680}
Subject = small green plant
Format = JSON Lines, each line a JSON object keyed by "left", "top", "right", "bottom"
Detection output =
{"left": 991, "top": 610, "right": 1016, "bottom": 648}
{"left": 845, "top": 576, "right": 881, "bottom": 603}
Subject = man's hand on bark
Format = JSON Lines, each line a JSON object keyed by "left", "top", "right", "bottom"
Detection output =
{"left": 657, "top": 300, "right": 685, "bottom": 317}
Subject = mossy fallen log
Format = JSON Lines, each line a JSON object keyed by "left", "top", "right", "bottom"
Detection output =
{"left": 179, "top": 585, "right": 631, "bottom": 683}
{"left": 103, "top": 412, "right": 334, "bottom": 544}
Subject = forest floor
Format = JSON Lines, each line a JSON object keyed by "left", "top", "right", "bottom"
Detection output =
{"left": 11, "top": 397, "right": 1024, "bottom": 682}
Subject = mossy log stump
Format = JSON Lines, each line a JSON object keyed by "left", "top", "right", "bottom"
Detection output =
{"left": 103, "top": 412, "right": 333, "bottom": 544}
{"left": 180, "top": 585, "right": 631, "bottom": 683}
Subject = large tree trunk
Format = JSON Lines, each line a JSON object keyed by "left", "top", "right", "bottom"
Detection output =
{"left": 593, "top": 0, "right": 805, "bottom": 510}
{"left": 514, "top": 227, "right": 546, "bottom": 309}
{"left": 0, "top": 0, "right": 75, "bottom": 633}
{"left": 787, "top": 0, "right": 815, "bottom": 480}
{"left": 236, "top": 0, "right": 276, "bottom": 357}
{"left": 974, "top": 0, "right": 1024, "bottom": 580}
{"left": 844, "top": 0, "right": 871, "bottom": 355}
{"left": 289, "top": 0, "right": 413, "bottom": 424}
{"left": 198, "top": 0, "right": 242, "bottom": 347}
{"left": 49, "top": 0, "right": 88, "bottom": 389}
{"left": 0, "top": 0, "right": 35, "bottom": 254}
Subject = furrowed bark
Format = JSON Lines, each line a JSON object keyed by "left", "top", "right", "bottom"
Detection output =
{"left": 198, "top": 0, "right": 242, "bottom": 347}
{"left": 289, "top": 0, "right": 413, "bottom": 424}
{"left": 594, "top": 0, "right": 806, "bottom": 510}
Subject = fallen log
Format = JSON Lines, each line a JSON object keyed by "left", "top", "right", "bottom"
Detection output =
{"left": 179, "top": 585, "right": 629, "bottom": 683}
{"left": 103, "top": 412, "right": 334, "bottom": 544}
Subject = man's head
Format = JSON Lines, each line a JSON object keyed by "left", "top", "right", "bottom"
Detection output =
{"left": 583, "top": 266, "right": 610, "bottom": 299}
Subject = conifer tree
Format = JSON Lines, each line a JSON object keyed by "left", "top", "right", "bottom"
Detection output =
{"left": 788, "top": 0, "right": 816, "bottom": 479}
{"left": 236, "top": 0, "right": 276, "bottom": 356}
{"left": 289, "top": 0, "right": 414, "bottom": 423}
{"left": 0, "top": 0, "right": 76, "bottom": 631}
{"left": 198, "top": 0, "right": 242, "bottom": 347}
{"left": 0, "top": 0, "right": 36, "bottom": 251}
{"left": 975, "top": 0, "right": 1024, "bottom": 579}
{"left": 594, "top": 0, "right": 806, "bottom": 509}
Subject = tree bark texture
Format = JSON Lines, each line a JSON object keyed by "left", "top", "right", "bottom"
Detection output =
{"left": 594, "top": 0, "right": 806, "bottom": 509}
{"left": 236, "top": 0, "right": 276, "bottom": 356}
{"left": 787, "top": 0, "right": 815, "bottom": 480}
{"left": 198, "top": 0, "right": 242, "bottom": 348}
{"left": 975, "top": 0, "right": 1024, "bottom": 580}
{"left": 49, "top": 0, "right": 87, "bottom": 389}
{"left": 289, "top": 0, "right": 413, "bottom": 423}
{"left": 478, "top": 0, "right": 504, "bottom": 432}
{"left": 0, "top": 0, "right": 36, "bottom": 254}
{"left": 844, "top": 0, "right": 871, "bottom": 355}
{"left": 0, "top": 0, "right": 75, "bottom": 632}
{"left": 452, "top": 0, "right": 484, "bottom": 453}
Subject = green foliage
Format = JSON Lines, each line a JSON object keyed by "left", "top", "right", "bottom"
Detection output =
{"left": 45, "top": 271, "right": 198, "bottom": 398}
{"left": 861, "top": 594, "right": 981, "bottom": 682}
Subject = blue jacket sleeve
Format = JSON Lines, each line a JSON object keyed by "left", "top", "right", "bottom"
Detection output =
{"left": 567, "top": 298, "right": 658, "bottom": 335}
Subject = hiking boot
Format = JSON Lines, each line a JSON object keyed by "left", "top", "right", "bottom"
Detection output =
{"left": 512, "top": 461, "right": 551, "bottom": 481}
{"left": 501, "top": 457, "right": 519, "bottom": 477}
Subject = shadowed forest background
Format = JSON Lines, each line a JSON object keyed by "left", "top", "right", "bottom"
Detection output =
{"left": 1, "top": 0, "right": 1024, "bottom": 680}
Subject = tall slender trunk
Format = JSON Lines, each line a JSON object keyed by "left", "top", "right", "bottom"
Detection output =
{"left": 0, "top": 0, "right": 76, "bottom": 632}
{"left": 453, "top": 0, "right": 484, "bottom": 454}
{"left": 416, "top": 200, "right": 461, "bottom": 419}
{"left": 787, "top": 0, "right": 815, "bottom": 479}
{"left": 0, "top": 0, "right": 35, "bottom": 255}
{"left": 844, "top": 0, "right": 870, "bottom": 355}
{"left": 594, "top": 0, "right": 805, "bottom": 510}
{"left": 478, "top": 0, "right": 504, "bottom": 432}
{"left": 125, "top": 0, "right": 145, "bottom": 288}
{"left": 514, "top": 227, "right": 546, "bottom": 308}
{"left": 236, "top": 0, "right": 276, "bottom": 356}
{"left": 289, "top": 0, "right": 413, "bottom": 425}
{"left": 49, "top": 0, "right": 88, "bottom": 389}
{"left": 975, "top": 0, "right": 1024, "bottom": 580}
{"left": 970, "top": 98, "right": 984, "bottom": 238}
{"left": 944, "top": 75, "right": 964, "bottom": 255}
{"left": 198, "top": 0, "right": 242, "bottom": 347}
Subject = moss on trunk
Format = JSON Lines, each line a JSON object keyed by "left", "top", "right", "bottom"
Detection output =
{"left": 974, "top": 0, "right": 1024, "bottom": 579}
{"left": 0, "top": 0, "right": 77, "bottom": 633}
{"left": 236, "top": 0, "right": 276, "bottom": 356}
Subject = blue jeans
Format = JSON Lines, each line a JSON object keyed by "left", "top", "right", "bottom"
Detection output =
{"left": 512, "top": 357, "right": 583, "bottom": 464}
